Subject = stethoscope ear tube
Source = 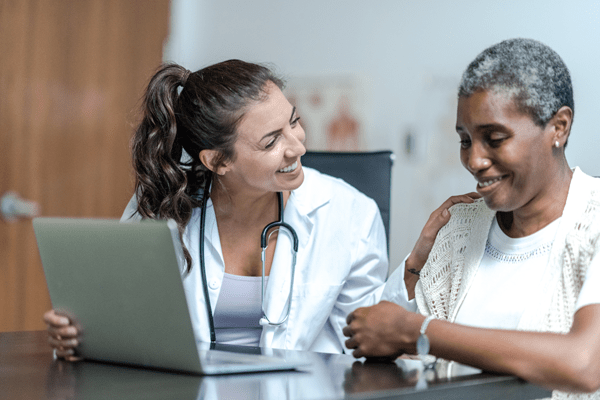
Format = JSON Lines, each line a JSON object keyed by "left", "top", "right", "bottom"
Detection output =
{"left": 199, "top": 176, "right": 217, "bottom": 343}
{"left": 261, "top": 192, "right": 298, "bottom": 251}
{"left": 261, "top": 221, "right": 298, "bottom": 252}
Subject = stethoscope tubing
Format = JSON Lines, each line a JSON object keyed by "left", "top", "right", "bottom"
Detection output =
{"left": 260, "top": 216, "right": 298, "bottom": 326}
{"left": 261, "top": 220, "right": 299, "bottom": 251}
{"left": 199, "top": 176, "right": 217, "bottom": 343}
{"left": 199, "top": 184, "right": 298, "bottom": 341}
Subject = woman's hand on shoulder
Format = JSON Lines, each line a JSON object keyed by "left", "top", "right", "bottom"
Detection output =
{"left": 43, "top": 309, "right": 82, "bottom": 361}
{"left": 404, "top": 193, "right": 480, "bottom": 298}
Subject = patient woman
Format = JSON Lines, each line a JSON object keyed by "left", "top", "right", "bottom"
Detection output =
{"left": 45, "top": 60, "right": 387, "bottom": 358}
{"left": 344, "top": 38, "right": 600, "bottom": 398}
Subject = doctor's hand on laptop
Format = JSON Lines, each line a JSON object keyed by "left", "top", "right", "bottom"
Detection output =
{"left": 43, "top": 310, "right": 82, "bottom": 361}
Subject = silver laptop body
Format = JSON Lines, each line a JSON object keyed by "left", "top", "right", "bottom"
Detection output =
{"left": 33, "top": 217, "right": 306, "bottom": 375}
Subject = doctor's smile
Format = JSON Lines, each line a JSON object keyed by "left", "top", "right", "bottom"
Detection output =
{"left": 278, "top": 160, "right": 299, "bottom": 173}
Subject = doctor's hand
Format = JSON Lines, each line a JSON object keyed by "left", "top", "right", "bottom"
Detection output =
{"left": 44, "top": 309, "right": 82, "bottom": 361}
{"left": 343, "top": 301, "right": 424, "bottom": 360}
{"left": 404, "top": 192, "right": 480, "bottom": 299}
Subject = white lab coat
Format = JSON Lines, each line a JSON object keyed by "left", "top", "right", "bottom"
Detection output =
{"left": 122, "top": 167, "right": 388, "bottom": 353}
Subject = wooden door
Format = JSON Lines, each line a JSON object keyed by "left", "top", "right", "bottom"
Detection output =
{"left": 0, "top": 0, "right": 170, "bottom": 331}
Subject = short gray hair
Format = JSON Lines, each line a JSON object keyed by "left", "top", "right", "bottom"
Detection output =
{"left": 458, "top": 38, "right": 574, "bottom": 128}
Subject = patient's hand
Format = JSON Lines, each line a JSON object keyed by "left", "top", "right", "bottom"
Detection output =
{"left": 344, "top": 301, "right": 418, "bottom": 359}
{"left": 43, "top": 310, "right": 82, "bottom": 361}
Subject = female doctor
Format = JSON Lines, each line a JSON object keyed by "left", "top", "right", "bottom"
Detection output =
{"left": 44, "top": 59, "right": 388, "bottom": 358}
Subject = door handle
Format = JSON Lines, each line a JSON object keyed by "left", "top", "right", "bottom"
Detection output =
{"left": 1, "top": 192, "right": 40, "bottom": 222}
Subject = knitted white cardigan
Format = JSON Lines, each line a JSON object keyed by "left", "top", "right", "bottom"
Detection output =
{"left": 415, "top": 168, "right": 600, "bottom": 400}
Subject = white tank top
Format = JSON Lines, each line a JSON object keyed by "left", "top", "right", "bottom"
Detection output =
{"left": 213, "top": 273, "right": 268, "bottom": 346}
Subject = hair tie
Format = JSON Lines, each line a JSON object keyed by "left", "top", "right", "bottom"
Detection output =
{"left": 181, "top": 69, "right": 191, "bottom": 87}
{"left": 178, "top": 69, "right": 191, "bottom": 96}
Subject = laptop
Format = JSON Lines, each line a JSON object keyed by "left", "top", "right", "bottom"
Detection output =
{"left": 33, "top": 217, "right": 309, "bottom": 375}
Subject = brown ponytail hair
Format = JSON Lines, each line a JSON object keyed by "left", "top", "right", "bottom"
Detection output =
{"left": 131, "top": 60, "right": 283, "bottom": 271}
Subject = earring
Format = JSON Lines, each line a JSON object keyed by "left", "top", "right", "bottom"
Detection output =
{"left": 555, "top": 141, "right": 560, "bottom": 148}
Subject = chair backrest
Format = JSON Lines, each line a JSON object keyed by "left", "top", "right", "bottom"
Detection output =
{"left": 301, "top": 151, "right": 394, "bottom": 253}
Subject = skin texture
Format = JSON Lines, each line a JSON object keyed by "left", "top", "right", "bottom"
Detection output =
{"left": 44, "top": 81, "right": 306, "bottom": 358}
{"left": 344, "top": 90, "right": 600, "bottom": 393}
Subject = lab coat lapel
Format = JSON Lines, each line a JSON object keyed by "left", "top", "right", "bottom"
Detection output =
{"left": 202, "top": 199, "right": 225, "bottom": 316}
{"left": 204, "top": 199, "right": 224, "bottom": 264}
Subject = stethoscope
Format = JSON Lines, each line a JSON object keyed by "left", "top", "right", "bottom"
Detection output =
{"left": 198, "top": 177, "right": 299, "bottom": 343}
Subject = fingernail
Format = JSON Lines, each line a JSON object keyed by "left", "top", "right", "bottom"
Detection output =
{"left": 442, "top": 209, "right": 449, "bottom": 217}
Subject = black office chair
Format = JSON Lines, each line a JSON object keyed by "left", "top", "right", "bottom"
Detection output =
{"left": 301, "top": 151, "right": 394, "bottom": 253}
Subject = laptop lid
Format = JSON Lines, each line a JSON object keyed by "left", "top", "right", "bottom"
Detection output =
{"left": 33, "top": 217, "right": 306, "bottom": 375}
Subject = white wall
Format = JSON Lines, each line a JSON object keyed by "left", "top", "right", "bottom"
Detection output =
{"left": 165, "top": 0, "right": 600, "bottom": 271}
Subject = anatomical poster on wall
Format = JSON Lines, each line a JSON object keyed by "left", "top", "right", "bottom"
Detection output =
{"left": 284, "top": 76, "right": 369, "bottom": 151}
